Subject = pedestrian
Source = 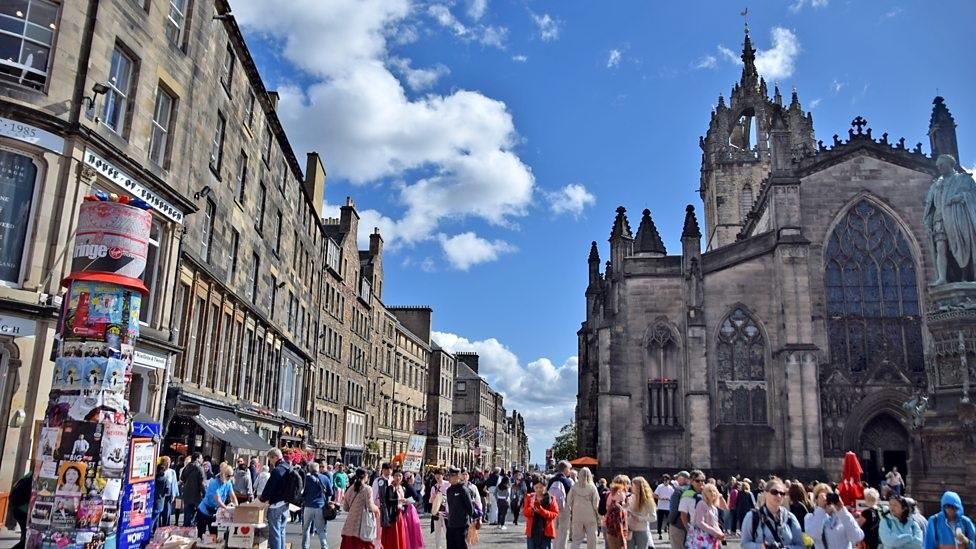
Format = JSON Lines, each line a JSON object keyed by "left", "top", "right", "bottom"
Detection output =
{"left": 741, "top": 480, "right": 804, "bottom": 549}
{"left": 461, "top": 469, "right": 483, "bottom": 520}
{"left": 372, "top": 462, "right": 394, "bottom": 538}
{"left": 880, "top": 495, "right": 923, "bottom": 549}
{"left": 904, "top": 498, "right": 928, "bottom": 537}
{"left": 302, "top": 461, "right": 334, "bottom": 549}
{"left": 597, "top": 478, "right": 610, "bottom": 538}
{"left": 733, "top": 481, "right": 756, "bottom": 537}
{"left": 259, "top": 448, "right": 292, "bottom": 549}
{"left": 380, "top": 470, "right": 409, "bottom": 549}
{"left": 653, "top": 475, "right": 674, "bottom": 541}
{"left": 249, "top": 458, "right": 258, "bottom": 486}
{"left": 547, "top": 460, "right": 574, "bottom": 549}
{"left": 787, "top": 482, "right": 811, "bottom": 532}
{"left": 667, "top": 471, "right": 691, "bottom": 549}
{"left": 486, "top": 467, "right": 500, "bottom": 525}
{"left": 341, "top": 468, "right": 381, "bottom": 549}
{"left": 401, "top": 472, "right": 425, "bottom": 548}
{"left": 446, "top": 467, "right": 477, "bottom": 549}
{"left": 254, "top": 459, "right": 271, "bottom": 500}
{"left": 922, "top": 491, "right": 974, "bottom": 549}
{"left": 687, "top": 482, "right": 725, "bottom": 549}
{"left": 524, "top": 475, "right": 559, "bottom": 549}
{"left": 885, "top": 467, "right": 904, "bottom": 497}
{"left": 511, "top": 472, "right": 527, "bottom": 526}
{"left": 430, "top": 468, "right": 451, "bottom": 549}
{"left": 234, "top": 457, "right": 254, "bottom": 503}
{"left": 604, "top": 476, "right": 630, "bottom": 549}
{"left": 334, "top": 463, "right": 348, "bottom": 503}
{"left": 806, "top": 486, "right": 864, "bottom": 549}
{"left": 726, "top": 479, "right": 739, "bottom": 533}
{"left": 679, "top": 471, "right": 706, "bottom": 532}
{"left": 629, "top": 476, "right": 657, "bottom": 549}
{"left": 859, "top": 488, "right": 881, "bottom": 549}
{"left": 566, "top": 467, "right": 600, "bottom": 549}
{"left": 180, "top": 452, "right": 206, "bottom": 528}
{"left": 495, "top": 474, "right": 511, "bottom": 529}
{"left": 9, "top": 470, "right": 31, "bottom": 549}
{"left": 152, "top": 460, "right": 172, "bottom": 534}
{"left": 196, "top": 462, "right": 238, "bottom": 539}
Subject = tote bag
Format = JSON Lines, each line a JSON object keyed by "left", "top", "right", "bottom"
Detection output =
{"left": 359, "top": 489, "right": 377, "bottom": 542}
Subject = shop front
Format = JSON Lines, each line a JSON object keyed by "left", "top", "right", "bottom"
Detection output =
{"left": 163, "top": 390, "right": 271, "bottom": 462}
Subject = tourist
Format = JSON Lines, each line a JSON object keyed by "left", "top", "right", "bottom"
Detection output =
{"left": 859, "top": 488, "right": 882, "bottom": 549}
{"left": 653, "top": 475, "right": 674, "bottom": 540}
{"left": 604, "top": 476, "right": 630, "bottom": 549}
{"left": 679, "top": 471, "right": 706, "bottom": 531}
{"left": 806, "top": 486, "right": 863, "bottom": 549}
{"left": 180, "top": 452, "right": 206, "bottom": 527}
{"left": 547, "top": 460, "right": 574, "bottom": 549}
{"left": 886, "top": 467, "right": 904, "bottom": 497}
{"left": 741, "top": 479, "right": 804, "bottom": 549}
{"left": 524, "top": 475, "right": 559, "bottom": 549}
{"left": 333, "top": 463, "right": 348, "bottom": 503}
{"left": 511, "top": 472, "right": 527, "bottom": 526}
{"left": 566, "top": 467, "right": 600, "bottom": 549}
{"left": 253, "top": 459, "right": 270, "bottom": 500}
{"left": 904, "top": 498, "right": 928, "bottom": 537}
{"left": 628, "top": 476, "right": 657, "bottom": 549}
{"left": 597, "top": 477, "right": 610, "bottom": 538}
{"left": 880, "top": 495, "right": 923, "bottom": 549}
{"left": 233, "top": 457, "right": 253, "bottom": 503}
{"left": 8, "top": 470, "right": 30, "bottom": 549}
{"left": 152, "top": 459, "right": 174, "bottom": 533}
{"left": 733, "top": 480, "right": 756, "bottom": 537}
{"left": 380, "top": 470, "right": 408, "bottom": 549}
{"left": 495, "top": 473, "right": 511, "bottom": 529}
{"left": 341, "top": 468, "right": 381, "bottom": 549}
{"left": 196, "top": 462, "right": 238, "bottom": 539}
{"left": 667, "top": 471, "right": 691, "bottom": 549}
{"left": 446, "top": 467, "right": 477, "bottom": 549}
{"left": 486, "top": 467, "right": 501, "bottom": 525}
{"left": 301, "top": 461, "right": 334, "bottom": 549}
{"left": 461, "top": 469, "right": 483, "bottom": 518}
{"left": 726, "top": 479, "right": 739, "bottom": 533}
{"left": 687, "top": 482, "right": 726, "bottom": 549}
{"left": 430, "top": 468, "right": 451, "bottom": 549}
{"left": 259, "top": 448, "right": 292, "bottom": 549}
{"left": 787, "top": 482, "right": 811, "bottom": 531}
{"left": 922, "top": 491, "right": 975, "bottom": 549}
{"left": 401, "top": 472, "right": 425, "bottom": 548}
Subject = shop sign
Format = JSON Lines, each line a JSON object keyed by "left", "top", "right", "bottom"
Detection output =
{"left": 175, "top": 403, "right": 200, "bottom": 416}
{"left": 133, "top": 349, "right": 167, "bottom": 370}
{"left": 83, "top": 149, "right": 184, "bottom": 224}
{"left": 0, "top": 313, "right": 34, "bottom": 337}
{"left": 0, "top": 116, "right": 63, "bottom": 153}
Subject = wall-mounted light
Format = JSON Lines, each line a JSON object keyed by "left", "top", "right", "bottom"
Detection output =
{"left": 193, "top": 186, "right": 213, "bottom": 200}
{"left": 8, "top": 409, "right": 25, "bottom": 428}
{"left": 83, "top": 82, "right": 109, "bottom": 111}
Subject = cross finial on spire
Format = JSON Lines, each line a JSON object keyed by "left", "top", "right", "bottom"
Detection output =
{"left": 739, "top": 13, "right": 758, "bottom": 85}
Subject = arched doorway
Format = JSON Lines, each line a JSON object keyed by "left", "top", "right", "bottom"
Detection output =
{"left": 857, "top": 413, "right": 909, "bottom": 488}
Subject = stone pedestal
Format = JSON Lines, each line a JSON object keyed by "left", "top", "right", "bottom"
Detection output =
{"left": 910, "top": 283, "right": 976, "bottom": 514}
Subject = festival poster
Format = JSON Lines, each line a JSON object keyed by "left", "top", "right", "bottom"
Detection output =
{"left": 103, "top": 358, "right": 126, "bottom": 393}
{"left": 99, "top": 501, "right": 119, "bottom": 530}
{"left": 77, "top": 498, "right": 104, "bottom": 529}
{"left": 56, "top": 461, "right": 87, "bottom": 497}
{"left": 30, "top": 495, "right": 54, "bottom": 526}
{"left": 129, "top": 439, "right": 156, "bottom": 483}
{"left": 60, "top": 358, "right": 84, "bottom": 391}
{"left": 57, "top": 421, "right": 101, "bottom": 462}
{"left": 99, "top": 422, "right": 128, "bottom": 477}
{"left": 51, "top": 496, "right": 79, "bottom": 529}
{"left": 52, "top": 358, "right": 69, "bottom": 389}
{"left": 43, "top": 402, "right": 70, "bottom": 427}
{"left": 101, "top": 478, "right": 122, "bottom": 502}
{"left": 34, "top": 461, "right": 58, "bottom": 494}
{"left": 82, "top": 358, "right": 105, "bottom": 389}
{"left": 68, "top": 394, "right": 103, "bottom": 422}
{"left": 37, "top": 427, "right": 61, "bottom": 459}
{"left": 129, "top": 483, "right": 148, "bottom": 527}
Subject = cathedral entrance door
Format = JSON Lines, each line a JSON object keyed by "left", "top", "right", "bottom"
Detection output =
{"left": 857, "top": 413, "right": 910, "bottom": 488}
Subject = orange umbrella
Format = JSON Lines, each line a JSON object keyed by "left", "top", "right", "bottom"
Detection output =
{"left": 570, "top": 456, "right": 599, "bottom": 467}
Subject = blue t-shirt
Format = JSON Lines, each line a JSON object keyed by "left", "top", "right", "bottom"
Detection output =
{"left": 198, "top": 478, "right": 233, "bottom": 516}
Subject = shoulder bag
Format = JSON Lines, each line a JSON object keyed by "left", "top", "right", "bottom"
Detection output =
{"left": 359, "top": 488, "right": 377, "bottom": 542}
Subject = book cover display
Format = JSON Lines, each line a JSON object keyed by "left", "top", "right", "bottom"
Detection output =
{"left": 27, "top": 195, "right": 155, "bottom": 549}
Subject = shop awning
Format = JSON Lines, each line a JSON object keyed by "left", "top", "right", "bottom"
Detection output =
{"left": 192, "top": 405, "right": 272, "bottom": 454}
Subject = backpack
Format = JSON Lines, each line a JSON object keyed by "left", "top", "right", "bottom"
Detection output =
{"left": 284, "top": 466, "right": 305, "bottom": 506}
{"left": 750, "top": 508, "right": 786, "bottom": 547}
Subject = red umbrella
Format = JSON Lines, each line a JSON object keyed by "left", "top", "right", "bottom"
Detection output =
{"left": 838, "top": 451, "right": 864, "bottom": 504}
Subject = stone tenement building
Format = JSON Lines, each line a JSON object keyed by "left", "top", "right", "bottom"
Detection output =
{"left": 577, "top": 26, "right": 965, "bottom": 487}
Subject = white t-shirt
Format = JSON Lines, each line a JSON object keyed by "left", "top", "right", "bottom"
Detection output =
{"left": 678, "top": 491, "right": 698, "bottom": 517}
{"left": 654, "top": 483, "right": 674, "bottom": 512}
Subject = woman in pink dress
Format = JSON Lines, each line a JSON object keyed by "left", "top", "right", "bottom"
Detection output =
{"left": 401, "top": 472, "right": 425, "bottom": 548}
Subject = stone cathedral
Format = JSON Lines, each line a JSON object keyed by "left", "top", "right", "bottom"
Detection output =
{"left": 576, "top": 27, "right": 974, "bottom": 500}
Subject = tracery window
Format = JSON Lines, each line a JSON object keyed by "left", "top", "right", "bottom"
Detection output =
{"left": 646, "top": 323, "right": 679, "bottom": 427}
{"left": 717, "top": 308, "right": 767, "bottom": 424}
{"left": 824, "top": 199, "right": 923, "bottom": 380}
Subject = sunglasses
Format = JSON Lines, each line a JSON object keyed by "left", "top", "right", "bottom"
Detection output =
{"left": 769, "top": 490, "right": 787, "bottom": 497}
{"left": 692, "top": 478, "right": 705, "bottom": 483}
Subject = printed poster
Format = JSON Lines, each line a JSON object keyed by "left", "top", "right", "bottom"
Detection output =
{"left": 129, "top": 483, "right": 148, "bottom": 527}
{"left": 67, "top": 394, "right": 103, "bottom": 421}
{"left": 77, "top": 498, "right": 103, "bottom": 529}
{"left": 33, "top": 460, "right": 58, "bottom": 494}
{"left": 99, "top": 501, "right": 119, "bottom": 530}
{"left": 37, "top": 427, "right": 61, "bottom": 459}
{"left": 99, "top": 423, "right": 128, "bottom": 478}
{"left": 51, "top": 496, "right": 79, "bottom": 529}
{"left": 29, "top": 495, "right": 54, "bottom": 526}
{"left": 55, "top": 461, "right": 87, "bottom": 496}
{"left": 57, "top": 421, "right": 101, "bottom": 462}
{"left": 129, "top": 438, "right": 155, "bottom": 483}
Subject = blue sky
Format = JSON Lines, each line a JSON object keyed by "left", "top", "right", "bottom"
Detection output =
{"left": 234, "top": 0, "right": 976, "bottom": 463}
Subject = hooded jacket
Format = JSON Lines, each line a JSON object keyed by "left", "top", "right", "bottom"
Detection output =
{"left": 923, "top": 492, "right": 975, "bottom": 549}
{"left": 880, "top": 509, "right": 923, "bottom": 549}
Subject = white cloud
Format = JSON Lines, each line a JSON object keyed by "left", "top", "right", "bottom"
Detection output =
{"left": 531, "top": 12, "right": 560, "bottom": 42}
{"left": 789, "top": 0, "right": 828, "bottom": 12}
{"left": 389, "top": 57, "right": 450, "bottom": 91}
{"left": 546, "top": 183, "right": 596, "bottom": 217}
{"left": 694, "top": 54, "right": 717, "bottom": 70}
{"left": 809, "top": 98, "right": 822, "bottom": 109}
{"left": 883, "top": 7, "right": 903, "bottom": 19}
{"left": 716, "top": 27, "right": 800, "bottom": 81}
{"left": 437, "top": 232, "right": 517, "bottom": 270}
{"left": 429, "top": 4, "right": 468, "bottom": 37}
{"left": 831, "top": 78, "right": 845, "bottom": 93}
{"left": 512, "top": 54, "right": 528, "bottom": 63}
{"left": 480, "top": 25, "right": 508, "bottom": 48}
{"left": 607, "top": 49, "right": 622, "bottom": 68}
{"left": 428, "top": 3, "right": 507, "bottom": 47}
{"left": 467, "top": 0, "right": 488, "bottom": 20}
{"left": 432, "top": 330, "right": 579, "bottom": 462}
{"left": 235, "top": 1, "right": 534, "bottom": 254}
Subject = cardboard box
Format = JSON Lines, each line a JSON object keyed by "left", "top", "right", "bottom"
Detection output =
{"left": 227, "top": 525, "right": 268, "bottom": 549}
{"left": 234, "top": 503, "right": 266, "bottom": 524}
{"left": 216, "top": 507, "right": 236, "bottom": 524}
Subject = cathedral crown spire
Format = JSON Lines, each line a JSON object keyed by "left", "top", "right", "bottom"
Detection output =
{"left": 682, "top": 205, "right": 702, "bottom": 239}
{"left": 634, "top": 209, "right": 667, "bottom": 255}
{"left": 588, "top": 240, "right": 600, "bottom": 263}
{"left": 740, "top": 23, "right": 759, "bottom": 86}
{"left": 610, "top": 206, "right": 633, "bottom": 240}
{"left": 929, "top": 96, "right": 959, "bottom": 162}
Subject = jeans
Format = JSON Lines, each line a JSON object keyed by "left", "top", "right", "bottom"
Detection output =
{"left": 632, "top": 530, "right": 651, "bottom": 548}
{"left": 527, "top": 539, "right": 552, "bottom": 549}
{"left": 268, "top": 504, "right": 289, "bottom": 549}
{"left": 497, "top": 499, "right": 510, "bottom": 526}
{"left": 196, "top": 511, "right": 215, "bottom": 539}
{"left": 656, "top": 510, "right": 669, "bottom": 536}
{"left": 182, "top": 504, "right": 198, "bottom": 527}
{"left": 511, "top": 498, "right": 522, "bottom": 524}
{"left": 302, "top": 507, "right": 328, "bottom": 549}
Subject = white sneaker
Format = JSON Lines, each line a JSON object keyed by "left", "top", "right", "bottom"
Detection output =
{"left": 500, "top": 526, "right": 507, "bottom": 530}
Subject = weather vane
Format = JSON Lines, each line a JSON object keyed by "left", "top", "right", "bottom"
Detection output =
{"left": 741, "top": 7, "right": 749, "bottom": 32}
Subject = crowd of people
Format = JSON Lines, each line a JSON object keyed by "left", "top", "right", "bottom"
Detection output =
{"left": 141, "top": 453, "right": 975, "bottom": 549}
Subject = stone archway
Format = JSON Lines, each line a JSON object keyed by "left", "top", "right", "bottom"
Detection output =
{"left": 857, "top": 413, "right": 910, "bottom": 488}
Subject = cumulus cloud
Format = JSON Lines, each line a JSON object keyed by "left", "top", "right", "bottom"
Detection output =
{"left": 512, "top": 54, "right": 528, "bottom": 63}
{"left": 531, "top": 12, "right": 560, "bottom": 41}
{"left": 432, "top": 330, "right": 579, "bottom": 461}
{"left": 234, "top": 0, "right": 534, "bottom": 253}
{"left": 694, "top": 54, "right": 717, "bottom": 70}
{"left": 467, "top": 0, "right": 488, "bottom": 20}
{"left": 428, "top": 3, "right": 508, "bottom": 47}
{"left": 546, "top": 183, "right": 596, "bottom": 217}
{"left": 809, "top": 98, "right": 822, "bottom": 109}
{"left": 831, "top": 78, "right": 845, "bottom": 93}
{"left": 789, "top": 0, "right": 828, "bottom": 12}
{"left": 389, "top": 57, "right": 450, "bottom": 91}
{"left": 607, "top": 49, "right": 622, "bottom": 68}
{"left": 716, "top": 27, "right": 801, "bottom": 80}
{"left": 438, "top": 232, "right": 517, "bottom": 270}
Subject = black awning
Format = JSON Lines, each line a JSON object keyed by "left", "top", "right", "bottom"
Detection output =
{"left": 192, "top": 405, "right": 272, "bottom": 454}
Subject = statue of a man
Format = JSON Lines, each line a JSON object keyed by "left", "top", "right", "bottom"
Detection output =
{"left": 923, "top": 154, "right": 976, "bottom": 285}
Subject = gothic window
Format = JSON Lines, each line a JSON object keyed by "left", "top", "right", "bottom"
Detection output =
{"left": 739, "top": 184, "right": 754, "bottom": 220}
{"left": 646, "top": 323, "right": 679, "bottom": 427}
{"left": 824, "top": 200, "right": 924, "bottom": 381}
{"left": 717, "top": 308, "right": 767, "bottom": 424}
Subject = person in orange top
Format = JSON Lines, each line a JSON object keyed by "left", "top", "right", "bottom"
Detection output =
{"left": 523, "top": 476, "right": 560, "bottom": 549}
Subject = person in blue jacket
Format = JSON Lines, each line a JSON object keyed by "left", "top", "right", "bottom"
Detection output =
{"left": 741, "top": 479, "right": 805, "bottom": 549}
{"left": 923, "top": 491, "right": 975, "bottom": 549}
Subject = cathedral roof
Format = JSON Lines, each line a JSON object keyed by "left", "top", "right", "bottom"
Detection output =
{"left": 682, "top": 205, "right": 701, "bottom": 239}
{"left": 793, "top": 116, "right": 935, "bottom": 177}
{"left": 609, "top": 206, "right": 633, "bottom": 241}
{"left": 634, "top": 209, "right": 666, "bottom": 254}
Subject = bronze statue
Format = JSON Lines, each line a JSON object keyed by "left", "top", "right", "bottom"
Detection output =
{"left": 923, "top": 154, "right": 976, "bottom": 285}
